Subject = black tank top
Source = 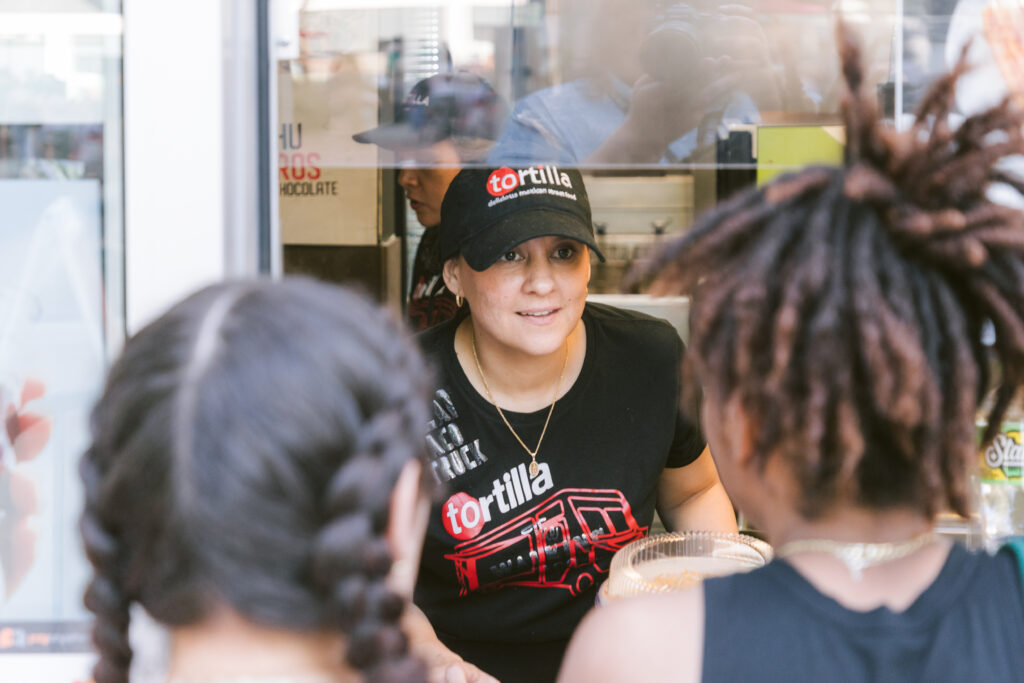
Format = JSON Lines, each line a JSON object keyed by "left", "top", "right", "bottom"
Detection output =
{"left": 702, "top": 544, "right": 1024, "bottom": 682}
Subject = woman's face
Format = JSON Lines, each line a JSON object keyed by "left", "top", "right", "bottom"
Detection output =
{"left": 446, "top": 236, "right": 591, "bottom": 357}
{"left": 396, "top": 140, "right": 462, "bottom": 228}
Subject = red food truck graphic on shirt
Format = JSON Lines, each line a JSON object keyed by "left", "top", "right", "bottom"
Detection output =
{"left": 444, "top": 488, "right": 647, "bottom": 596}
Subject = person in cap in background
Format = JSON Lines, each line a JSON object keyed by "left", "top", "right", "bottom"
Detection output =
{"left": 354, "top": 72, "right": 508, "bottom": 331}
{"left": 559, "top": 26, "right": 1024, "bottom": 683}
{"left": 402, "top": 165, "right": 737, "bottom": 682}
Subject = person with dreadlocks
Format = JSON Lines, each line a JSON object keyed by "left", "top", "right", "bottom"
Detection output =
{"left": 80, "top": 278, "right": 437, "bottom": 683}
{"left": 559, "top": 24, "right": 1024, "bottom": 683}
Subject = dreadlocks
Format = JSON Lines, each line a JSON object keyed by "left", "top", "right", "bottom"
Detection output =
{"left": 645, "top": 24, "right": 1024, "bottom": 520}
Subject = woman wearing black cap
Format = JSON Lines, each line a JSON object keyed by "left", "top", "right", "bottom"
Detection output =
{"left": 406, "top": 165, "right": 737, "bottom": 682}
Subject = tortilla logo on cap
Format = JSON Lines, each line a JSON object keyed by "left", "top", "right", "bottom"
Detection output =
{"left": 487, "top": 167, "right": 521, "bottom": 197}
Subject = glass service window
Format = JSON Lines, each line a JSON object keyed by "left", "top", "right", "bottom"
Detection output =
{"left": 270, "top": 0, "right": 999, "bottom": 321}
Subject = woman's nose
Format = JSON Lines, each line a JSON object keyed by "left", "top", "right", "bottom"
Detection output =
{"left": 398, "top": 168, "right": 418, "bottom": 189}
{"left": 523, "top": 259, "right": 555, "bottom": 294}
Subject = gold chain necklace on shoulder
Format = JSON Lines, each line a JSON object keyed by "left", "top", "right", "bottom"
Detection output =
{"left": 775, "top": 531, "right": 938, "bottom": 580}
{"left": 471, "top": 330, "right": 568, "bottom": 478}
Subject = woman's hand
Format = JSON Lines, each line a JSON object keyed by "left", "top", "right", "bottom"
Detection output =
{"left": 403, "top": 603, "right": 501, "bottom": 683}
{"left": 428, "top": 659, "right": 500, "bottom": 683}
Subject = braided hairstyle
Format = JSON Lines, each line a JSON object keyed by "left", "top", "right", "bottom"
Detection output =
{"left": 644, "top": 25, "right": 1024, "bottom": 520}
{"left": 80, "top": 277, "right": 434, "bottom": 682}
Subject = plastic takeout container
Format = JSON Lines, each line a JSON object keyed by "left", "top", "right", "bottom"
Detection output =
{"left": 597, "top": 531, "right": 772, "bottom": 604}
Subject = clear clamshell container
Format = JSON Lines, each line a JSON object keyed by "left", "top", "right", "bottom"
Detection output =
{"left": 598, "top": 531, "right": 773, "bottom": 605}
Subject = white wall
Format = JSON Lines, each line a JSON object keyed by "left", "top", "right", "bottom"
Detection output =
{"left": 123, "top": 0, "right": 272, "bottom": 333}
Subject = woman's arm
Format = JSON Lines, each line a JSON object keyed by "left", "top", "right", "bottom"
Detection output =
{"left": 402, "top": 603, "right": 499, "bottom": 683}
{"left": 656, "top": 447, "right": 738, "bottom": 533}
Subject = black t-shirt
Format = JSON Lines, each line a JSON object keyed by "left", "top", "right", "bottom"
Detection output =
{"left": 415, "top": 303, "right": 704, "bottom": 682}
{"left": 703, "top": 544, "right": 1024, "bottom": 682}
{"left": 407, "top": 225, "right": 458, "bottom": 331}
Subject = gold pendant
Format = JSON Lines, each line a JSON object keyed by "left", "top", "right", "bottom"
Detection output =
{"left": 529, "top": 460, "right": 540, "bottom": 478}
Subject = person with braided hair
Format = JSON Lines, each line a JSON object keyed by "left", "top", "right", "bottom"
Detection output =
{"left": 560, "top": 24, "right": 1024, "bottom": 683}
{"left": 79, "top": 278, "right": 436, "bottom": 683}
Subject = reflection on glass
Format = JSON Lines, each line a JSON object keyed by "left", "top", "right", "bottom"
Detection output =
{"left": 0, "top": 2, "right": 123, "bottom": 671}
{"left": 0, "top": 124, "right": 103, "bottom": 179}
{"left": 274, "top": 1, "right": 904, "bottom": 171}
{"left": 494, "top": 0, "right": 783, "bottom": 166}
{"left": 274, "top": 1, "right": 990, "bottom": 298}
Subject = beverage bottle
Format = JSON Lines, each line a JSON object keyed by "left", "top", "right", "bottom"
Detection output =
{"left": 975, "top": 398, "right": 1024, "bottom": 551}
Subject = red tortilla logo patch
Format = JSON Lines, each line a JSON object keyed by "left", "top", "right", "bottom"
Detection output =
{"left": 443, "top": 491, "right": 487, "bottom": 540}
{"left": 487, "top": 167, "right": 520, "bottom": 197}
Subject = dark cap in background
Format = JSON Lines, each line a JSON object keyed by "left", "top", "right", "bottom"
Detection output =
{"left": 440, "top": 166, "right": 606, "bottom": 271}
{"left": 353, "top": 71, "right": 506, "bottom": 150}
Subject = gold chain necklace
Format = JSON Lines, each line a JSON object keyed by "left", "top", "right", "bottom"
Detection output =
{"left": 471, "top": 330, "right": 568, "bottom": 478}
{"left": 775, "top": 531, "right": 938, "bottom": 580}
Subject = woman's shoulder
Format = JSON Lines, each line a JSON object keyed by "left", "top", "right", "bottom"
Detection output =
{"left": 584, "top": 302, "right": 683, "bottom": 359}
{"left": 559, "top": 587, "right": 704, "bottom": 682}
{"left": 414, "top": 316, "right": 460, "bottom": 356}
{"left": 585, "top": 303, "right": 681, "bottom": 341}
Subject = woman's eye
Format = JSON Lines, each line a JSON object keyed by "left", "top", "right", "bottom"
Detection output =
{"left": 501, "top": 251, "right": 520, "bottom": 263}
{"left": 554, "top": 245, "right": 576, "bottom": 260}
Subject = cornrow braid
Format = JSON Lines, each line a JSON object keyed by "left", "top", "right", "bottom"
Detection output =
{"left": 313, "top": 420, "right": 420, "bottom": 680}
{"left": 645, "top": 23, "right": 1024, "bottom": 519}
{"left": 311, "top": 335, "right": 431, "bottom": 681}
{"left": 80, "top": 278, "right": 434, "bottom": 682}
{"left": 79, "top": 450, "right": 132, "bottom": 683}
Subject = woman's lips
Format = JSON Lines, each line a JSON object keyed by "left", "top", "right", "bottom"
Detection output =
{"left": 517, "top": 308, "right": 560, "bottom": 322}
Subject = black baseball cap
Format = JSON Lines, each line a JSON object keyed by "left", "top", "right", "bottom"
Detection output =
{"left": 352, "top": 72, "right": 506, "bottom": 149}
{"left": 440, "top": 166, "right": 606, "bottom": 271}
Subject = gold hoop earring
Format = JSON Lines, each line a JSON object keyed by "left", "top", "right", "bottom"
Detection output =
{"left": 455, "top": 294, "right": 464, "bottom": 307}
